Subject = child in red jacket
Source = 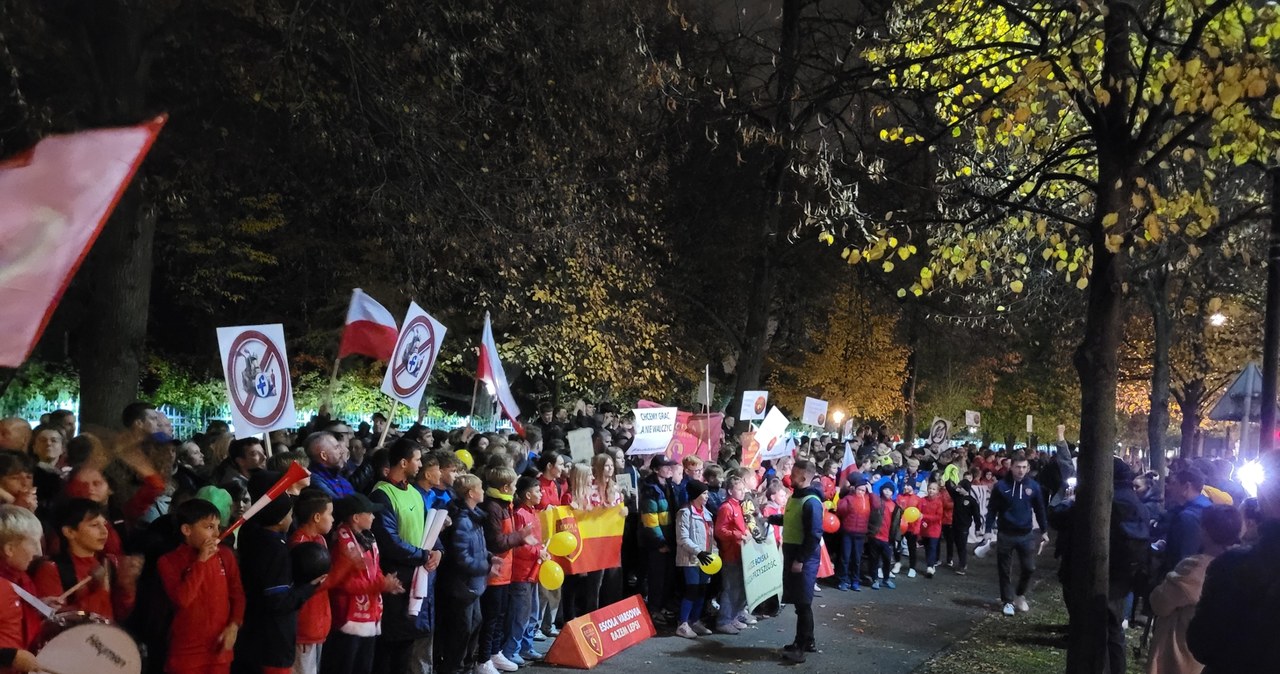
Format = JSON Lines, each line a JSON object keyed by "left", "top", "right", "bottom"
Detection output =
{"left": 894, "top": 484, "right": 923, "bottom": 578}
{"left": 290, "top": 490, "right": 335, "bottom": 674}
{"left": 713, "top": 474, "right": 750, "bottom": 633}
{"left": 503, "top": 477, "right": 547, "bottom": 664}
{"left": 0, "top": 506, "right": 45, "bottom": 673}
{"left": 322, "top": 494, "right": 403, "bottom": 674}
{"left": 868, "top": 486, "right": 900, "bottom": 590}
{"left": 835, "top": 475, "right": 874, "bottom": 591}
{"left": 918, "top": 482, "right": 946, "bottom": 578}
{"left": 158, "top": 498, "right": 245, "bottom": 674}
{"left": 33, "top": 498, "right": 135, "bottom": 621}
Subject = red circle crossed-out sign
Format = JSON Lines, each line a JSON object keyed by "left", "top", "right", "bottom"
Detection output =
{"left": 390, "top": 315, "right": 438, "bottom": 398}
{"left": 225, "top": 330, "right": 291, "bottom": 428}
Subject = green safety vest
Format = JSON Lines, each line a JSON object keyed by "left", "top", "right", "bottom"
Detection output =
{"left": 375, "top": 481, "right": 425, "bottom": 547}
{"left": 782, "top": 493, "right": 821, "bottom": 545}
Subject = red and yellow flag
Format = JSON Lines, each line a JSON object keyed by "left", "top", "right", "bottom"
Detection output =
{"left": 539, "top": 505, "right": 625, "bottom": 575}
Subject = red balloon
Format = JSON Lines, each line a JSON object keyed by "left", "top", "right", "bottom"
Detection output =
{"left": 823, "top": 511, "right": 840, "bottom": 533}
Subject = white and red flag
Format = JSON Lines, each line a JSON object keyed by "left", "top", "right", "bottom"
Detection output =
{"left": 338, "top": 288, "right": 399, "bottom": 360}
{"left": 839, "top": 442, "right": 858, "bottom": 485}
{"left": 478, "top": 312, "right": 524, "bottom": 436}
{"left": 0, "top": 116, "right": 165, "bottom": 368}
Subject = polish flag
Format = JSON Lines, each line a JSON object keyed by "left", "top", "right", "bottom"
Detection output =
{"left": 478, "top": 312, "right": 524, "bottom": 436}
{"left": 338, "top": 288, "right": 399, "bottom": 360}
{"left": 839, "top": 441, "right": 858, "bottom": 485}
{"left": 0, "top": 116, "right": 165, "bottom": 368}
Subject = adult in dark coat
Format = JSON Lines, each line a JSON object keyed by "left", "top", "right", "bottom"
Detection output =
{"left": 766, "top": 460, "right": 824, "bottom": 663}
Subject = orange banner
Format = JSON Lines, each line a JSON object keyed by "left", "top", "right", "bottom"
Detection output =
{"left": 539, "top": 505, "right": 625, "bottom": 575}
{"left": 544, "top": 594, "right": 655, "bottom": 669}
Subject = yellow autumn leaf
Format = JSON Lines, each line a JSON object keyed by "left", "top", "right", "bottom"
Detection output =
{"left": 1010, "top": 280, "right": 1024, "bottom": 293}
{"left": 1102, "top": 212, "right": 1119, "bottom": 228}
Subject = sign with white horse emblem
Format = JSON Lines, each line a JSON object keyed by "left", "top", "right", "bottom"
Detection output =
{"left": 217, "top": 324, "right": 297, "bottom": 433}
{"left": 381, "top": 301, "right": 447, "bottom": 410}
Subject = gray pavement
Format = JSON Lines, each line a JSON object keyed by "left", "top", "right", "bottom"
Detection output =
{"left": 541, "top": 547, "right": 1057, "bottom": 673}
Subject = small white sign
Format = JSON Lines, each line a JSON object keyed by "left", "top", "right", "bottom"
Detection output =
{"left": 757, "top": 407, "right": 793, "bottom": 460}
{"left": 1026, "top": 415, "right": 1034, "bottom": 433}
{"left": 740, "top": 390, "right": 769, "bottom": 421}
{"left": 964, "top": 410, "right": 982, "bottom": 427}
{"left": 217, "top": 324, "right": 297, "bottom": 434}
{"left": 627, "top": 406, "right": 679, "bottom": 455}
{"left": 802, "top": 397, "right": 829, "bottom": 427}
{"left": 380, "top": 302, "right": 447, "bottom": 411}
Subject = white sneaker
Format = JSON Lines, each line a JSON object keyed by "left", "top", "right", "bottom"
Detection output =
{"left": 892, "top": 562, "right": 902, "bottom": 574}
{"left": 475, "top": 661, "right": 500, "bottom": 674}
{"left": 491, "top": 653, "right": 520, "bottom": 672}
{"left": 736, "top": 612, "right": 758, "bottom": 625}
{"left": 907, "top": 568, "right": 917, "bottom": 578}
{"left": 676, "top": 622, "right": 698, "bottom": 639}
{"left": 1121, "top": 619, "right": 1129, "bottom": 630}
{"left": 1002, "top": 603, "right": 1015, "bottom": 616}
{"left": 926, "top": 566, "right": 936, "bottom": 577}
{"left": 1015, "top": 596, "right": 1030, "bottom": 612}
{"left": 691, "top": 621, "right": 713, "bottom": 636}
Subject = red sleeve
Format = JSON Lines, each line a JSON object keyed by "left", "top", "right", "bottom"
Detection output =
{"left": 223, "top": 548, "right": 245, "bottom": 625}
{"left": 330, "top": 548, "right": 382, "bottom": 597}
{"left": 836, "top": 496, "right": 851, "bottom": 519}
{"left": 110, "top": 556, "right": 135, "bottom": 620}
{"left": 30, "top": 562, "right": 61, "bottom": 599}
{"left": 123, "top": 473, "right": 166, "bottom": 521}
{"left": 158, "top": 550, "right": 210, "bottom": 609}
{"left": 714, "top": 502, "right": 738, "bottom": 541}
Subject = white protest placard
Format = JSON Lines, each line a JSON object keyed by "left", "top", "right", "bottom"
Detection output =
{"left": 740, "top": 390, "right": 769, "bottom": 421}
{"left": 928, "top": 417, "right": 952, "bottom": 447}
{"left": 567, "top": 427, "right": 595, "bottom": 464}
{"left": 217, "top": 324, "right": 297, "bottom": 434}
{"left": 743, "top": 536, "right": 784, "bottom": 611}
{"left": 802, "top": 397, "right": 829, "bottom": 427}
{"left": 695, "top": 379, "right": 714, "bottom": 408}
{"left": 627, "top": 406, "right": 678, "bottom": 455}
{"left": 757, "top": 406, "right": 792, "bottom": 460}
{"left": 381, "top": 302, "right": 447, "bottom": 411}
{"left": 964, "top": 409, "right": 982, "bottom": 427}
{"left": 1026, "top": 415, "right": 1034, "bottom": 433}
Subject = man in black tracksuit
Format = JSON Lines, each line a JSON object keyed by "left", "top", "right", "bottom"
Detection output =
{"left": 984, "top": 453, "right": 1048, "bottom": 617}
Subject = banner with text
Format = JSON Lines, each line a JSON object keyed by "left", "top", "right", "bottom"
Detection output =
{"left": 742, "top": 536, "right": 784, "bottom": 611}
{"left": 627, "top": 406, "right": 678, "bottom": 455}
{"left": 544, "top": 594, "right": 656, "bottom": 669}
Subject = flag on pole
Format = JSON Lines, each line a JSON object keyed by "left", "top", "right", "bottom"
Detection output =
{"left": 839, "top": 442, "right": 858, "bottom": 485}
{"left": 338, "top": 288, "right": 399, "bottom": 360}
{"left": 0, "top": 116, "right": 165, "bottom": 368}
{"left": 478, "top": 312, "right": 524, "bottom": 435}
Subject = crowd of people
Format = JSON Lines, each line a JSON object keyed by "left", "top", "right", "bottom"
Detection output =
{"left": 0, "top": 400, "right": 1275, "bottom": 674}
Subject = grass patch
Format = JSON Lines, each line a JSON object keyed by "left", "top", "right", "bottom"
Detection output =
{"left": 916, "top": 601, "right": 1147, "bottom": 674}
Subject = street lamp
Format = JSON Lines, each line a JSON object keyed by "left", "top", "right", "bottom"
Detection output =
{"left": 1210, "top": 312, "right": 1227, "bottom": 327}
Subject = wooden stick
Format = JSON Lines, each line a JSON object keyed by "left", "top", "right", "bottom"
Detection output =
{"left": 323, "top": 356, "right": 342, "bottom": 411}
{"left": 467, "top": 377, "right": 481, "bottom": 424}
{"left": 376, "top": 397, "right": 396, "bottom": 449}
{"left": 55, "top": 569, "right": 96, "bottom": 603}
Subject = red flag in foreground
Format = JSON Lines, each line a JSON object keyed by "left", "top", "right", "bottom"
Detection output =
{"left": 0, "top": 116, "right": 165, "bottom": 368}
{"left": 478, "top": 312, "right": 524, "bottom": 435}
{"left": 338, "top": 288, "right": 399, "bottom": 360}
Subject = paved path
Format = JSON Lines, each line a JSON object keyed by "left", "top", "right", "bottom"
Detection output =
{"left": 546, "top": 548, "right": 1057, "bottom": 673}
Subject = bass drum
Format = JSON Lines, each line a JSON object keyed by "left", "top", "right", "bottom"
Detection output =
{"left": 34, "top": 611, "right": 142, "bottom": 674}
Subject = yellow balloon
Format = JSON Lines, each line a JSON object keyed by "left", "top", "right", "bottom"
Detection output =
{"left": 548, "top": 531, "right": 578, "bottom": 557}
{"left": 539, "top": 559, "right": 565, "bottom": 590}
{"left": 902, "top": 506, "right": 922, "bottom": 524}
{"left": 455, "top": 449, "right": 474, "bottom": 470}
{"left": 699, "top": 553, "right": 723, "bottom": 575}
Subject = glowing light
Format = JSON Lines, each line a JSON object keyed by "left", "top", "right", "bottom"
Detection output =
{"left": 832, "top": 410, "right": 845, "bottom": 425}
{"left": 1238, "top": 460, "right": 1264, "bottom": 498}
{"left": 1210, "top": 312, "right": 1227, "bottom": 327}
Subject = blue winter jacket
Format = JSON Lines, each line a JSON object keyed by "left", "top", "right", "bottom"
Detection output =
{"left": 1162, "top": 493, "right": 1211, "bottom": 574}
{"left": 985, "top": 475, "right": 1048, "bottom": 536}
{"left": 439, "top": 501, "right": 492, "bottom": 600}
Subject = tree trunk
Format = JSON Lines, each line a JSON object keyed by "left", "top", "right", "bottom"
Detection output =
{"left": 731, "top": 0, "right": 801, "bottom": 426}
{"left": 66, "top": 1, "right": 153, "bottom": 429}
{"left": 1178, "top": 379, "right": 1205, "bottom": 458}
{"left": 1146, "top": 267, "right": 1171, "bottom": 476}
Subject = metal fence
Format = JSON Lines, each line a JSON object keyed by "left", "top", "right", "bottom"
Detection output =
{"left": 1, "top": 397, "right": 511, "bottom": 439}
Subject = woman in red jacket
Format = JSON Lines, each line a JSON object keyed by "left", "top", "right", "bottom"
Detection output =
{"left": 918, "top": 482, "right": 946, "bottom": 578}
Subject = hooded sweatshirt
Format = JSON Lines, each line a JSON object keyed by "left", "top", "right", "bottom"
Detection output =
{"left": 985, "top": 473, "right": 1048, "bottom": 536}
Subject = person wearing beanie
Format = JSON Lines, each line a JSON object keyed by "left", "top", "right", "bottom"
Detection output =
{"left": 195, "top": 485, "right": 234, "bottom": 528}
{"left": 235, "top": 471, "right": 321, "bottom": 674}
{"left": 673, "top": 480, "right": 717, "bottom": 639}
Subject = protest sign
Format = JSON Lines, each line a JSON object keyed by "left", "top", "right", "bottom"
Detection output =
{"left": 802, "top": 397, "right": 829, "bottom": 427}
{"left": 627, "top": 406, "right": 678, "bottom": 455}
{"left": 964, "top": 409, "right": 982, "bottom": 427}
{"left": 739, "top": 390, "right": 769, "bottom": 421}
{"left": 567, "top": 428, "right": 595, "bottom": 464}
{"left": 380, "top": 301, "right": 446, "bottom": 411}
{"left": 216, "top": 324, "right": 297, "bottom": 433}
{"left": 757, "top": 407, "right": 792, "bottom": 460}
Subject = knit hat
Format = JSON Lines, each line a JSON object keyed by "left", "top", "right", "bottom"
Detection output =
{"left": 686, "top": 479, "right": 709, "bottom": 502}
{"left": 248, "top": 470, "right": 294, "bottom": 527}
{"left": 195, "top": 485, "right": 233, "bottom": 527}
